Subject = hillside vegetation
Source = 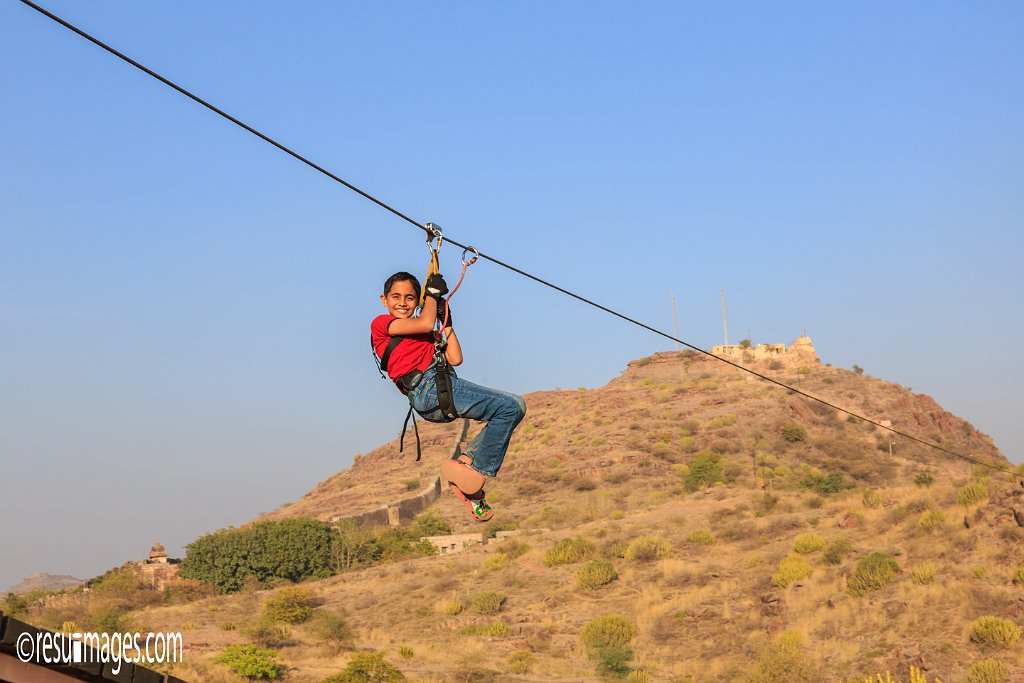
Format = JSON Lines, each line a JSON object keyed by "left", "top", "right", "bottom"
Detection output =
{"left": 8, "top": 350, "right": 1024, "bottom": 682}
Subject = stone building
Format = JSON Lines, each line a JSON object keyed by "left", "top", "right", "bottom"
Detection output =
{"left": 134, "top": 542, "right": 182, "bottom": 590}
{"left": 711, "top": 333, "right": 817, "bottom": 363}
{"left": 421, "top": 533, "right": 485, "bottom": 555}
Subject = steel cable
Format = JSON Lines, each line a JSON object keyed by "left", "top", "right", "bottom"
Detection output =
{"left": 17, "top": 0, "right": 1017, "bottom": 477}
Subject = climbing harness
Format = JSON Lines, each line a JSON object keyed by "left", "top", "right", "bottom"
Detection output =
{"left": 371, "top": 225, "right": 478, "bottom": 459}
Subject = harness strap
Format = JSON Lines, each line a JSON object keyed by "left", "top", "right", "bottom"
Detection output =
{"left": 379, "top": 335, "right": 404, "bottom": 374}
{"left": 399, "top": 404, "right": 422, "bottom": 461}
{"left": 432, "top": 359, "right": 460, "bottom": 420}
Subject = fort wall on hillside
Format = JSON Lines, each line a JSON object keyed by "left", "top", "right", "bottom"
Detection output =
{"left": 330, "top": 476, "right": 444, "bottom": 528}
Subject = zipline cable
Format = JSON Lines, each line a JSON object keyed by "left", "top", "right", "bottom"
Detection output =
{"left": 17, "top": 0, "right": 1017, "bottom": 478}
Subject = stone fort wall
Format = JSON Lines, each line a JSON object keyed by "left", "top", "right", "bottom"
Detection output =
{"left": 331, "top": 419, "right": 469, "bottom": 528}
{"left": 711, "top": 334, "right": 817, "bottom": 363}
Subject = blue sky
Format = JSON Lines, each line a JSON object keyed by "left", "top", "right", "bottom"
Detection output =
{"left": 1, "top": 1, "right": 1021, "bottom": 591}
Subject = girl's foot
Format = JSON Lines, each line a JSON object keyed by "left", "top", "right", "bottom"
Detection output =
{"left": 440, "top": 456, "right": 485, "bottom": 496}
{"left": 449, "top": 483, "right": 493, "bottom": 522}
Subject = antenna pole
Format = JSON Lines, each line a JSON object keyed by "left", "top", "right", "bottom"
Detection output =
{"left": 671, "top": 293, "right": 680, "bottom": 351}
{"left": 721, "top": 289, "right": 729, "bottom": 346}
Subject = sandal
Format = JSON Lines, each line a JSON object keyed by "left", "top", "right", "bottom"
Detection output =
{"left": 440, "top": 457, "right": 485, "bottom": 496}
{"left": 449, "top": 483, "right": 494, "bottom": 522}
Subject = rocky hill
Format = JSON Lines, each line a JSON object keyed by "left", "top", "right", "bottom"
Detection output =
{"left": 6, "top": 572, "right": 83, "bottom": 595}
{"left": 260, "top": 347, "right": 1005, "bottom": 529}
{"left": 13, "top": 348, "right": 1024, "bottom": 682}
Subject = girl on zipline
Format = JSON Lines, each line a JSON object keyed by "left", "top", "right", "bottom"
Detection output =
{"left": 371, "top": 270, "right": 526, "bottom": 522}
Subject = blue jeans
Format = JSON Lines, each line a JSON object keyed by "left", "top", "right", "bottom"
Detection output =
{"left": 410, "top": 367, "right": 526, "bottom": 477}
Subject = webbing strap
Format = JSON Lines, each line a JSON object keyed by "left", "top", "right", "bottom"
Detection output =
{"left": 379, "top": 335, "right": 404, "bottom": 374}
{"left": 399, "top": 404, "right": 422, "bottom": 461}
{"left": 433, "top": 361, "right": 460, "bottom": 420}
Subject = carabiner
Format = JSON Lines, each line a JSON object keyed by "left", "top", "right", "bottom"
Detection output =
{"left": 425, "top": 222, "right": 443, "bottom": 252}
{"left": 461, "top": 246, "right": 479, "bottom": 267}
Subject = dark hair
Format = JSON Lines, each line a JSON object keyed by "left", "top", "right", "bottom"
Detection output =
{"left": 383, "top": 271, "right": 421, "bottom": 299}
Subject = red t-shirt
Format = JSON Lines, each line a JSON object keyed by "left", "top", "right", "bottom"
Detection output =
{"left": 371, "top": 314, "right": 435, "bottom": 391}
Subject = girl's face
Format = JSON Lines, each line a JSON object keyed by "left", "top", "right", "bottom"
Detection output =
{"left": 381, "top": 280, "right": 418, "bottom": 318}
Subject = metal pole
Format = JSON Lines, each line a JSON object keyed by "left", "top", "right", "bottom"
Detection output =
{"left": 721, "top": 289, "right": 729, "bottom": 346}
{"left": 671, "top": 293, "right": 680, "bottom": 351}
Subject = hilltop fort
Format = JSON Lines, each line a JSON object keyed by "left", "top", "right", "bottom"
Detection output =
{"left": 711, "top": 332, "right": 817, "bottom": 363}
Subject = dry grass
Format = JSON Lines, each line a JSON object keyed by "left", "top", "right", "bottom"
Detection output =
{"left": 18, "top": 353, "right": 1019, "bottom": 682}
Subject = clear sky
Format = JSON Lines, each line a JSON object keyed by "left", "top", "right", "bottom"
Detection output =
{"left": 2, "top": 1, "right": 1021, "bottom": 592}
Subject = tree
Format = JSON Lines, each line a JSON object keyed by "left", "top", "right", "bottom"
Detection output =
{"left": 332, "top": 520, "right": 382, "bottom": 573}
{"left": 684, "top": 450, "right": 723, "bottom": 491}
{"left": 180, "top": 518, "right": 337, "bottom": 592}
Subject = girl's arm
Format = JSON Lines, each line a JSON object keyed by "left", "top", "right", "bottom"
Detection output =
{"left": 386, "top": 297, "right": 438, "bottom": 335}
{"left": 444, "top": 326, "right": 463, "bottom": 366}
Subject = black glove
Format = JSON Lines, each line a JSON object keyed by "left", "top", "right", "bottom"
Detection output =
{"left": 437, "top": 303, "right": 453, "bottom": 328}
{"left": 425, "top": 273, "right": 448, "bottom": 300}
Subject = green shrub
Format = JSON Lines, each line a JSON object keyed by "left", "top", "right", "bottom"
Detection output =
{"left": 181, "top": 517, "right": 337, "bottom": 593}
{"left": 507, "top": 650, "right": 534, "bottom": 674}
{"left": 494, "top": 539, "right": 529, "bottom": 558}
{"left": 911, "top": 562, "right": 936, "bottom": 585}
{"left": 0, "top": 592, "right": 30, "bottom": 619}
{"left": 684, "top": 449, "right": 723, "bottom": 491}
{"left": 409, "top": 511, "right": 453, "bottom": 537}
{"left": 624, "top": 536, "right": 671, "bottom": 562}
{"left": 1012, "top": 567, "right": 1024, "bottom": 586}
{"left": 576, "top": 561, "right": 618, "bottom": 589}
{"left": 397, "top": 646, "right": 414, "bottom": 659}
{"left": 914, "top": 472, "right": 935, "bottom": 488}
{"left": 687, "top": 529, "right": 714, "bottom": 545}
{"left": 792, "top": 534, "right": 825, "bottom": 554}
{"left": 781, "top": 424, "right": 806, "bottom": 443}
{"left": 594, "top": 645, "right": 635, "bottom": 677}
{"left": 91, "top": 607, "right": 128, "bottom": 634}
{"left": 968, "top": 659, "right": 1009, "bottom": 683}
{"left": 918, "top": 510, "right": 946, "bottom": 534}
{"left": 264, "top": 586, "right": 313, "bottom": 624}
{"left": 311, "top": 609, "right": 352, "bottom": 646}
{"left": 441, "top": 600, "right": 464, "bottom": 616}
{"left": 214, "top": 644, "right": 284, "bottom": 680}
{"left": 707, "top": 414, "right": 737, "bottom": 429}
{"left": 323, "top": 651, "right": 405, "bottom": 682}
{"left": 803, "top": 472, "right": 855, "bottom": 495}
{"left": 969, "top": 616, "right": 1023, "bottom": 648}
{"left": 746, "top": 631, "right": 819, "bottom": 682}
{"left": 862, "top": 490, "right": 882, "bottom": 509}
{"left": 458, "top": 621, "right": 511, "bottom": 637}
{"left": 403, "top": 479, "right": 420, "bottom": 492}
{"left": 847, "top": 552, "right": 900, "bottom": 596}
{"left": 824, "top": 538, "right": 853, "bottom": 565}
{"left": 974, "top": 566, "right": 990, "bottom": 580}
{"left": 243, "top": 620, "right": 291, "bottom": 648}
{"left": 580, "top": 615, "right": 637, "bottom": 651}
{"left": 481, "top": 553, "right": 508, "bottom": 572}
{"left": 469, "top": 591, "right": 506, "bottom": 615}
{"left": 543, "top": 537, "right": 596, "bottom": 567}
{"left": 771, "top": 555, "right": 812, "bottom": 588}
{"left": 958, "top": 481, "right": 988, "bottom": 507}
